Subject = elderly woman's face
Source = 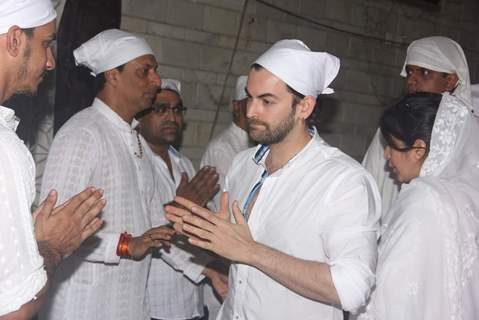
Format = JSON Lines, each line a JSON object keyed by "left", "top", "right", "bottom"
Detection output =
{"left": 383, "top": 136, "right": 426, "bottom": 184}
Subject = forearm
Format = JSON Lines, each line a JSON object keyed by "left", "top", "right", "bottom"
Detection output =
{"left": 248, "top": 242, "right": 341, "bottom": 306}
{"left": 0, "top": 281, "right": 49, "bottom": 320}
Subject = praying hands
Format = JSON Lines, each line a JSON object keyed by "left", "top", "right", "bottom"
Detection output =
{"left": 165, "top": 192, "right": 257, "bottom": 264}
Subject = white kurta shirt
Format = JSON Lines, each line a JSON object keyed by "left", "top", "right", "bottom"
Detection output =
{"left": 148, "top": 147, "right": 209, "bottom": 319}
{"left": 200, "top": 123, "right": 250, "bottom": 210}
{"left": 218, "top": 131, "right": 381, "bottom": 320}
{"left": 39, "top": 98, "right": 158, "bottom": 320}
{"left": 0, "top": 106, "right": 47, "bottom": 316}
{"left": 356, "top": 179, "right": 479, "bottom": 320}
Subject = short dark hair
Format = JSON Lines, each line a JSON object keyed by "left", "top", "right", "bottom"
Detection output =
{"left": 94, "top": 63, "right": 125, "bottom": 93}
{"left": 380, "top": 92, "right": 442, "bottom": 151}
{"left": 21, "top": 27, "right": 35, "bottom": 38}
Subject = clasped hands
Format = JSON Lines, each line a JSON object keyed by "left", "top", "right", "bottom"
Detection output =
{"left": 164, "top": 192, "right": 257, "bottom": 265}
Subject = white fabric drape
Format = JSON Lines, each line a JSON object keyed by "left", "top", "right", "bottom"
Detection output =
{"left": 356, "top": 93, "right": 479, "bottom": 320}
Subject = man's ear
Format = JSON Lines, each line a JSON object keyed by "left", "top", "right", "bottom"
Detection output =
{"left": 445, "top": 73, "right": 459, "bottom": 92}
{"left": 5, "top": 26, "right": 25, "bottom": 57}
{"left": 296, "top": 96, "right": 316, "bottom": 120}
{"left": 413, "top": 138, "right": 427, "bottom": 160}
{"left": 104, "top": 68, "right": 120, "bottom": 87}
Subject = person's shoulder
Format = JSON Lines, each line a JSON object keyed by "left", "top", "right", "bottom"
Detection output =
{"left": 55, "top": 106, "right": 102, "bottom": 137}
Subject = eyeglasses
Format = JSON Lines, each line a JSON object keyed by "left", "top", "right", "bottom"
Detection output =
{"left": 152, "top": 103, "right": 187, "bottom": 115}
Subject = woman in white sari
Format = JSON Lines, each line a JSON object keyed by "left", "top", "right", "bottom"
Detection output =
{"left": 356, "top": 92, "right": 479, "bottom": 319}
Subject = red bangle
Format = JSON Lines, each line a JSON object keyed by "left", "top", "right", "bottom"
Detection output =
{"left": 116, "top": 232, "right": 132, "bottom": 257}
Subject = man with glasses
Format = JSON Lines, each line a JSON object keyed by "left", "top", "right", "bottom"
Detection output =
{"left": 137, "top": 79, "right": 224, "bottom": 320}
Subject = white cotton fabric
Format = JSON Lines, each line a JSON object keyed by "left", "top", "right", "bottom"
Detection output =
{"left": 234, "top": 75, "right": 248, "bottom": 101}
{"left": 356, "top": 93, "right": 479, "bottom": 320}
{"left": 73, "top": 29, "right": 153, "bottom": 76}
{"left": 0, "top": 106, "right": 47, "bottom": 315}
{"left": 400, "top": 36, "right": 472, "bottom": 110}
{"left": 200, "top": 123, "right": 250, "bottom": 211}
{"left": 471, "top": 83, "right": 479, "bottom": 114}
{"left": 254, "top": 39, "right": 340, "bottom": 96}
{"left": 364, "top": 36, "right": 473, "bottom": 216}
{"left": 218, "top": 130, "right": 381, "bottom": 319}
{"left": 200, "top": 123, "right": 250, "bottom": 319}
{"left": 39, "top": 98, "right": 154, "bottom": 320}
{"left": 147, "top": 147, "right": 211, "bottom": 319}
{"left": 160, "top": 78, "right": 181, "bottom": 94}
{"left": 0, "top": 0, "right": 56, "bottom": 34}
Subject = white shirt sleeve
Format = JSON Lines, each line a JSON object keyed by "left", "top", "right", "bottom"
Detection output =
{"left": 40, "top": 127, "right": 121, "bottom": 264}
{"left": 0, "top": 137, "right": 47, "bottom": 315}
{"left": 319, "top": 171, "right": 381, "bottom": 312}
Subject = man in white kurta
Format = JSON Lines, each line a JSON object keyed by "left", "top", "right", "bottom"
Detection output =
{"left": 362, "top": 36, "right": 472, "bottom": 218}
{"left": 137, "top": 79, "right": 219, "bottom": 320}
{"left": 39, "top": 30, "right": 175, "bottom": 320}
{"left": 0, "top": 1, "right": 105, "bottom": 318}
{"left": 166, "top": 39, "right": 381, "bottom": 320}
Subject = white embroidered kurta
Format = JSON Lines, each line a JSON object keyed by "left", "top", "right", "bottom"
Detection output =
{"left": 39, "top": 98, "right": 157, "bottom": 320}
{"left": 356, "top": 179, "right": 479, "bottom": 320}
{"left": 147, "top": 147, "right": 208, "bottom": 319}
{"left": 0, "top": 106, "right": 47, "bottom": 316}
{"left": 356, "top": 93, "right": 479, "bottom": 320}
{"left": 217, "top": 131, "right": 381, "bottom": 320}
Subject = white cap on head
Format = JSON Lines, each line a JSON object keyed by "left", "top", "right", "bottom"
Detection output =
{"left": 0, "top": 0, "right": 57, "bottom": 34}
{"left": 234, "top": 75, "right": 248, "bottom": 101}
{"left": 400, "top": 36, "right": 472, "bottom": 110}
{"left": 161, "top": 79, "right": 181, "bottom": 96}
{"left": 73, "top": 29, "right": 154, "bottom": 77}
{"left": 254, "top": 39, "right": 340, "bottom": 96}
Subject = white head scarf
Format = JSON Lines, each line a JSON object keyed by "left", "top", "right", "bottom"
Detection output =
{"left": 254, "top": 39, "right": 340, "bottom": 96}
{"left": 160, "top": 79, "right": 181, "bottom": 95}
{"left": 234, "top": 75, "right": 248, "bottom": 101}
{"left": 74, "top": 29, "right": 154, "bottom": 76}
{"left": 400, "top": 36, "right": 472, "bottom": 110}
{"left": 0, "top": 0, "right": 56, "bottom": 34}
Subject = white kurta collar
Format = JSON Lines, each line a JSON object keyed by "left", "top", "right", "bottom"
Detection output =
{"left": 0, "top": 105, "right": 20, "bottom": 132}
{"left": 92, "top": 98, "right": 138, "bottom": 132}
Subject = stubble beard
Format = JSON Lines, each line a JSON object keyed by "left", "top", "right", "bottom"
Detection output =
{"left": 248, "top": 107, "right": 295, "bottom": 145}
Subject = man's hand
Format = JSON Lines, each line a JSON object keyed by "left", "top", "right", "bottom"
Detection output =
{"left": 127, "top": 225, "right": 175, "bottom": 259}
{"left": 203, "top": 261, "right": 229, "bottom": 301}
{"left": 165, "top": 193, "right": 257, "bottom": 264}
{"left": 34, "top": 187, "right": 106, "bottom": 269}
{"left": 176, "top": 166, "right": 220, "bottom": 207}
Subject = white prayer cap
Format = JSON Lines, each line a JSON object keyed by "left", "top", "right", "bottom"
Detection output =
{"left": 400, "top": 36, "right": 472, "bottom": 109}
{"left": 73, "top": 29, "right": 154, "bottom": 76}
{"left": 253, "top": 39, "right": 340, "bottom": 96}
{"left": 234, "top": 75, "right": 248, "bottom": 101}
{"left": 0, "top": 0, "right": 57, "bottom": 34}
{"left": 161, "top": 79, "right": 181, "bottom": 95}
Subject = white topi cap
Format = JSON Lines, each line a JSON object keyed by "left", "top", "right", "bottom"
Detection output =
{"left": 161, "top": 79, "right": 181, "bottom": 95}
{"left": 234, "top": 75, "right": 248, "bottom": 101}
{"left": 254, "top": 39, "right": 340, "bottom": 96}
{"left": 74, "top": 29, "right": 154, "bottom": 76}
{"left": 0, "top": 0, "right": 57, "bottom": 34}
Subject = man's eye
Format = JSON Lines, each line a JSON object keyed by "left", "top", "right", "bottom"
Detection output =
{"left": 263, "top": 99, "right": 272, "bottom": 106}
{"left": 421, "top": 69, "right": 430, "bottom": 77}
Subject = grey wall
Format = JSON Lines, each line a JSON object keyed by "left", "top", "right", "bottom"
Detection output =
{"left": 121, "top": 0, "right": 479, "bottom": 166}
